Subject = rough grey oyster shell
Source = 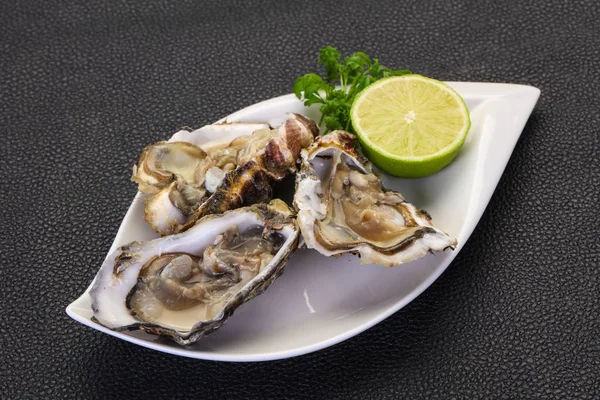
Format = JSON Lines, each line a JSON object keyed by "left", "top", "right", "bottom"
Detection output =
{"left": 90, "top": 199, "right": 300, "bottom": 345}
{"left": 132, "top": 114, "right": 317, "bottom": 235}
{"left": 294, "top": 131, "right": 457, "bottom": 267}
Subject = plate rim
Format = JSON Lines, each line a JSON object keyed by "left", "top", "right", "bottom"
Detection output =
{"left": 66, "top": 81, "right": 540, "bottom": 362}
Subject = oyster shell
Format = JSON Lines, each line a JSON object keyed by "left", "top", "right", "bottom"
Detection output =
{"left": 294, "top": 131, "right": 457, "bottom": 267}
{"left": 90, "top": 200, "right": 299, "bottom": 345}
{"left": 134, "top": 114, "right": 318, "bottom": 236}
{"left": 131, "top": 124, "right": 272, "bottom": 198}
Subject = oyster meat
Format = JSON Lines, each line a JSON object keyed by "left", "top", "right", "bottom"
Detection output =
{"left": 294, "top": 131, "right": 457, "bottom": 267}
{"left": 132, "top": 141, "right": 212, "bottom": 195}
{"left": 133, "top": 114, "right": 318, "bottom": 235}
{"left": 90, "top": 200, "right": 299, "bottom": 345}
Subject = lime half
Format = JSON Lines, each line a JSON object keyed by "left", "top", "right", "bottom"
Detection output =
{"left": 350, "top": 75, "right": 470, "bottom": 178}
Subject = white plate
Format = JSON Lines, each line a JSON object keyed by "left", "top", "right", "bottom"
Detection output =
{"left": 66, "top": 82, "right": 540, "bottom": 361}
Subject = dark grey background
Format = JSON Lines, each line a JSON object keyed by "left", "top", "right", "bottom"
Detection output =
{"left": 1, "top": 0, "right": 599, "bottom": 399}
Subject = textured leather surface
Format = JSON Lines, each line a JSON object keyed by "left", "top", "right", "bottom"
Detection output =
{"left": 1, "top": 0, "right": 599, "bottom": 398}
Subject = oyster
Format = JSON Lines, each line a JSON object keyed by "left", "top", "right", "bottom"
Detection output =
{"left": 90, "top": 200, "right": 299, "bottom": 345}
{"left": 294, "top": 131, "right": 457, "bottom": 267}
{"left": 134, "top": 114, "right": 318, "bottom": 236}
{"left": 132, "top": 141, "right": 211, "bottom": 195}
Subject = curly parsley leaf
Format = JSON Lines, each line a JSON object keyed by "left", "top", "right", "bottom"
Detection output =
{"left": 293, "top": 47, "right": 411, "bottom": 134}
{"left": 293, "top": 73, "right": 329, "bottom": 106}
{"left": 318, "top": 46, "right": 342, "bottom": 83}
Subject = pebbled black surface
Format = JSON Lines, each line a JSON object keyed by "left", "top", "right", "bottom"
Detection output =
{"left": 1, "top": 0, "right": 599, "bottom": 398}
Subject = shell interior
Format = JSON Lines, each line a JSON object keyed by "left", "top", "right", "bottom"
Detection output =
{"left": 295, "top": 131, "right": 457, "bottom": 267}
{"left": 90, "top": 200, "right": 299, "bottom": 345}
{"left": 133, "top": 114, "right": 317, "bottom": 236}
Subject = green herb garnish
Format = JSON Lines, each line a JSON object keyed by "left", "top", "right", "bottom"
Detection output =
{"left": 293, "top": 46, "right": 411, "bottom": 134}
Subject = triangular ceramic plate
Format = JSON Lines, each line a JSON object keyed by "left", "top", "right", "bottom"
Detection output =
{"left": 67, "top": 82, "right": 539, "bottom": 361}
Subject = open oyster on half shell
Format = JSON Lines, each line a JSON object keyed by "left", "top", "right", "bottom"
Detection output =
{"left": 90, "top": 200, "right": 299, "bottom": 345}
{"left": 132, "top": 114, "right": 317, "bottom": 236}
{"left": 294, "top": 131, "right": 457, "bottom": 267}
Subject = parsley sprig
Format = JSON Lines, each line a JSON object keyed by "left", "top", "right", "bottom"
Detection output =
{"left": 293, "top": 46, "right": 411, "bottom": 134}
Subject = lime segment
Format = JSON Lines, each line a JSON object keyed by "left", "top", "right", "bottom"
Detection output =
{"left": 350, "top": 75, "right": 471, "bottom": 178}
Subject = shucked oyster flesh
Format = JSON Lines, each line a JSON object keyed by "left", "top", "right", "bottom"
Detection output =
{"left": 294, "top": 131, "right": 457, "bottom": 267}
{"left": 133, "top": 114, "right": 318, "bottom": 236}
{"left": 132, "top": 141, "right": 211, "bottom": 195}
{"left": 133, "top": 122, "right": 272, "bottom": 195}
{"left": 90, "top": 200, "right": 299, "bottom": 345}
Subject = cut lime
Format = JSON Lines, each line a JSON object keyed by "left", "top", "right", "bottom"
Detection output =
{"left": 350, "top": 75, "right": 470, "bottom": 178}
